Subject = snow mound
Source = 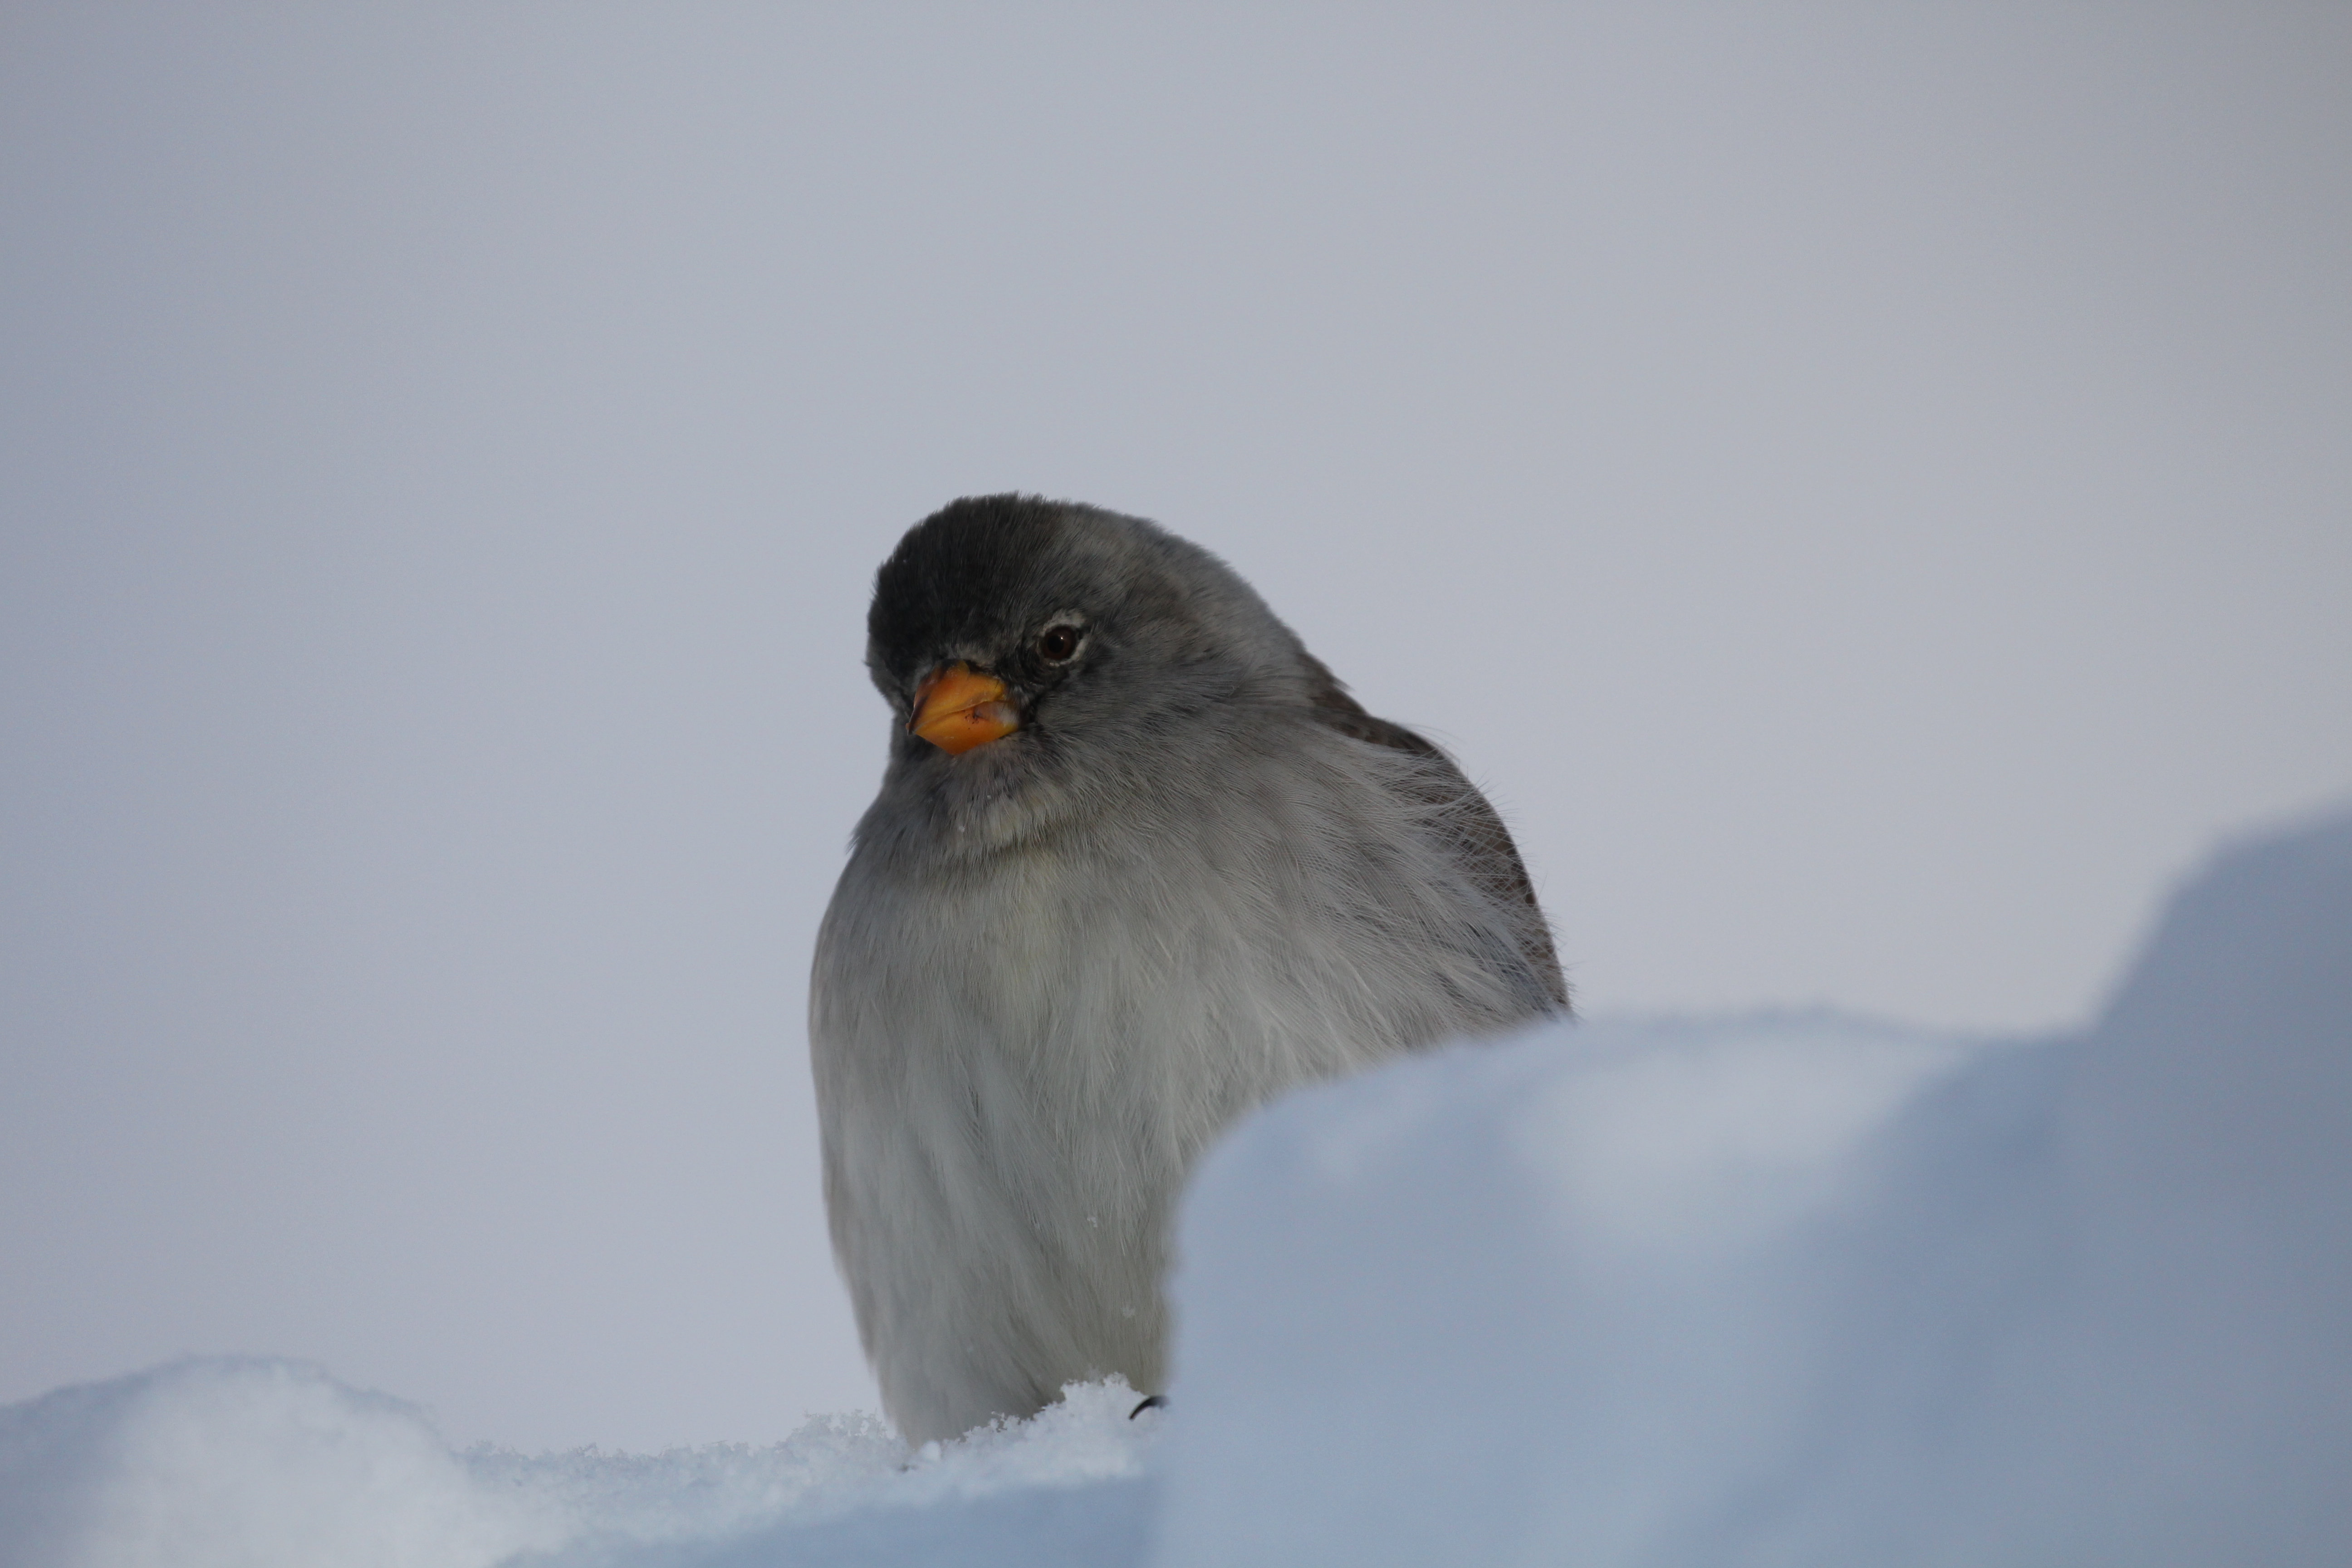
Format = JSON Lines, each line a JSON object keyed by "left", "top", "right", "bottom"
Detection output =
{"left": 0, "top": 1358, "right": 1158, "bottom": 1568}
{"left": 5, "top": 808, "right": 2347, "bottom": 1566}
{"left": 1153, "top": 808, "right": 2352, "bottom": 1566}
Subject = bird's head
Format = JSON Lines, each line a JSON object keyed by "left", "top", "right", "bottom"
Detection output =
{"left": 860, "top": 495, "right": 1308, "bottom": 851}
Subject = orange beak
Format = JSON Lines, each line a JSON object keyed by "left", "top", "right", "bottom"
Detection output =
{"left": 910, "top": 664, "right": 1019, "bottom": 755}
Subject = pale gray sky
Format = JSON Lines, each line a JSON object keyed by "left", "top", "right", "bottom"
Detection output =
{"left": 4, "top": 5, "right": 2347, "bottom": 1450}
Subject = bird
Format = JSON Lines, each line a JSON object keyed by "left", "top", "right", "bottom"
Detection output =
{"left": 809, "top": 494, "right": 1565, "bottom": 1444}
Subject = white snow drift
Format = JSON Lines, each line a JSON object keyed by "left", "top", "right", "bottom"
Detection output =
{"left": 3, "top": 807, "right": 2347, "bottom": 1566}
{"left": 0, "top": 1358, "right": 1156, "bottom": 1568}
{"left": 1157, "top": 805, "right": 2352, "bottom": 1567}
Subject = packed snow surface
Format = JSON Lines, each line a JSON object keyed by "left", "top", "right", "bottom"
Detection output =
{"left": 4, "top": 808, "right": 2347, "bottom": 1566}
{"left": 1159, "top": 806, "right": 2352, "bottom": 1567}
{"left": 0, "top": 1359, "right": 1156, "bottom": 1568}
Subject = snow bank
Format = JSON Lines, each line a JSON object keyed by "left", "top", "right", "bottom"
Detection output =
{"left": 1154, "top": 808, "right": 2352, "bottom": 1567}
{"left": 5, "top": 808, "right": 2346, "bottom": 1567}
{"left": 0, "top": 1359, "right": 1157, "bottom": 1568}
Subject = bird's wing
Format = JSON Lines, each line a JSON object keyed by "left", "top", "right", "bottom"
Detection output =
{"left": 1301, "top": 661, "right": 1570, "bottom": 1014}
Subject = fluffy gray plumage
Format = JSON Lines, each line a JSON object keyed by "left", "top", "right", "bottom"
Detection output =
{"left": 810, "top": 495, "right": 1565, "bottom": 1443}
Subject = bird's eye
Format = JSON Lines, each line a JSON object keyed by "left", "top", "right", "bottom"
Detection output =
{"left": 1036, "top": 624, "right": 1082, "bottom": 663}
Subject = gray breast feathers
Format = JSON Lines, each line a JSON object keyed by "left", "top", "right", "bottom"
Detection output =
{"left": 810, "top": 708, "right": 1558, "bottom": 1443}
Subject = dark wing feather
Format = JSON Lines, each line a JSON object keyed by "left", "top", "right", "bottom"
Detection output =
{"left": 1303, "top": 661, "right": 1571, "bottom": 1014}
